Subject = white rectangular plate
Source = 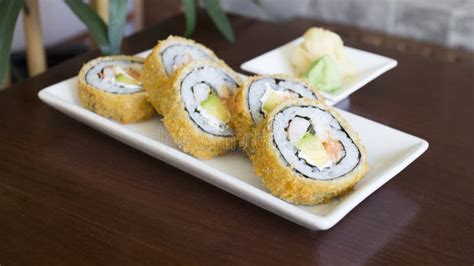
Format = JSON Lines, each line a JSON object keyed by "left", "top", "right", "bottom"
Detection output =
{"left": 38, "top": 51, "right": 426, "bottom": 230}
{"left": 240, "top": 37, "right": 398, "bottom": 105}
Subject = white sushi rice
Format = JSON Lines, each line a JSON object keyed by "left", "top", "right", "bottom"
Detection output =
{"left": 247, "top": 77, "right": 318, "bottom": 124}
{"left": 160, "top": 44, "right": 214, "bottom": 75}
{"left": 271, "top": 106, "right": 360, "bottom": 180}
{"left": 85, "top": 59, "right": 143, "bottom": 94}
{"left": 180, "top": 66, "right": 239, "bottom": 137}
{"left": 287, "top": 117, "right": 310, "bottom": 144}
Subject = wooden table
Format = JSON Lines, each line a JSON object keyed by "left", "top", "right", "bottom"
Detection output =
{"left": 1, "top": 14, "right": 473, "bottom": 265}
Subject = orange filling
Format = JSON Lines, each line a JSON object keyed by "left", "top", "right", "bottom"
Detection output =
{"left": 126, "top": 68, "right": 141, "bottom": 80}
{"left": 323, "top": 139, "right": 343, "bottom": 163}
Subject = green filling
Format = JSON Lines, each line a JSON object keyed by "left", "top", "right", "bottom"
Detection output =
{"left": 262, "top": 90, "right": 285, "bottom": 114}
{"left": 201, "top": 91, "right": 230, "bottom": 123}
{"left": 304, "top": 55, "right": 342, "bottom": 93}
{"left": 296, "top": 133, "right": 330, "bottom": 167}
{"left": 116, "top": 73, "right": 140, "bottom": 86}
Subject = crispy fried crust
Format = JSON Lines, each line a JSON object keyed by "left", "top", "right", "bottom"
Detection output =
{"left": 77, "top": 55, "right": 155, "bottom": 124}
{"left": 229, "top": 75, "right": 258, "bottom": 156}
{"left": 251, "top": 99, "right": 368, "bottom": 205}
{"left": 230, "top": 74, "right": 324, "bottom": 156}
{"left": 141, "top": 35, "right": 225, "bottom": 115}
{"left": 163, "top": 61, "right": 242, "bottom": 159}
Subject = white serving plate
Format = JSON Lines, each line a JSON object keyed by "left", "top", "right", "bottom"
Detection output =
{"left": 240, "top": 37, "right": 398, "bottom": 105}
{"left": 38, "top": 51, "right": 426, "bottom": 230}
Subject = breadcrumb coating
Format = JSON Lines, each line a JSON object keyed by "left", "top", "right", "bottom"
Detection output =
{"left": 163, "top": 61, "right": 242, "bottom": 159}
{"left": 251, "top": 99, "right": 368, "bottom": 205}
{"left": 78, "top": 55, "right": 154, "bottom": 123}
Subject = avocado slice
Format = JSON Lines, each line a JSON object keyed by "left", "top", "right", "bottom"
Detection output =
{"left": 200, "top": 91, "right": 230, "bottom": 123}
{"left": 262, "top": 90, "right": 285, "bottom": 114}
{"left": 297, "top": 133, "right": 330, "bottom": 168}
{"left": 116, "top": 73, "right": 141, "bottom": 86}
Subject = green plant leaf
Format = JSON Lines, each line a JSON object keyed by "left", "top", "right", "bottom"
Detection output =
{"left": 181, "top": 0, "right": 196, "bottom": 37}
{"left": 0, "top": 0, "right": 24, "bottom": 84}
{"left": 108, "top": 0, "right": 127, "bottom": 55}
{"left": 65, "top": 0, "right": 110, "bottom": 54}
{"left": 202, "top": 0, "right": 235, "bottom": 43}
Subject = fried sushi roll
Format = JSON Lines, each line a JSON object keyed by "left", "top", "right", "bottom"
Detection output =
{"left": 142, "top": 36, "right": 226, "bottom": 115}
{"left": 231, "top": 75, "right": 323, "bottom": 155}
{"left": 78, "top": 55, "right": 154, "bottom": 123}
{"left": 252, "top": 99, "right": 368, "bottom": 205}
{"left": 163, "top": 61, "right": 242, "bottom": 159}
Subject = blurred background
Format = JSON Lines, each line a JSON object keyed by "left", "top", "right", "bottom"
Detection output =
{"left": 222, "top": 0, "right": 474, "bottom": 49}
{"left": 4, "top": 0, "right": 474, "bottom": 88}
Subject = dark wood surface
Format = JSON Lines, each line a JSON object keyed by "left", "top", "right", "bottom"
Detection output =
{"left": 1, "top": 14, "right": 473, "bottom": 265}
